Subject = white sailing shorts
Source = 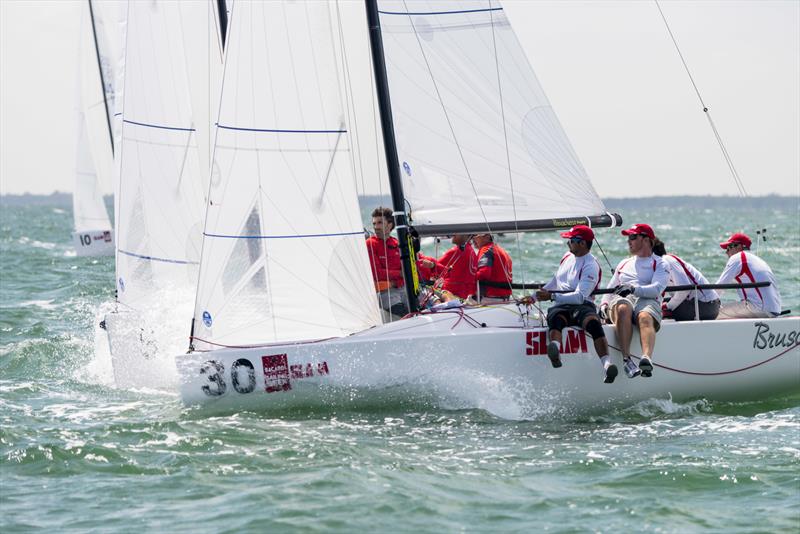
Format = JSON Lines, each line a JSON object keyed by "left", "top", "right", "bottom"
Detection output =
{"left": 608, "top": 294, "right": 662, "bottom": 330}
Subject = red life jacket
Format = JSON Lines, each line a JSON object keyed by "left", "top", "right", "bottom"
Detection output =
{"left": 365, "top": 235, "right": 404, "bottom": 289}
{"left": 435, "top": 243, "right": 477, "bottom": 299}
{"left": 476, "top": 243, "right": 512, "bottom": 298}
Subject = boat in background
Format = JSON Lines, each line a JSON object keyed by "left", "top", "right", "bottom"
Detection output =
{"left": 72, "top": 0, "right": 120, "bottom": 257}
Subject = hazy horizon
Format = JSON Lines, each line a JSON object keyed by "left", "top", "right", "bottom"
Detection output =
{"left": 1, "top": 1, "right": 798, "bottom": 198}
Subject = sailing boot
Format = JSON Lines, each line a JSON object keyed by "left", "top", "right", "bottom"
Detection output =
{"left": 623, "top": 358, "right": 641, "bottom": 378}
{"left": 547, "top": 341, "right": 562, "bottom": 368}
{"left": 603, "top": 363, "right": 618, "bottom": 384}
{"left": 639, "top": 356, "right": 653, "bottom": 378}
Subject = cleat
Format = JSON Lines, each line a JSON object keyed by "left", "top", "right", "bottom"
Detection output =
{"left": 603, "top": 364, "right": 618, "bottom": 384}
{"left": 547, "top": 340, "right": 562, "bottom": 368}
{"left": 623, "top": 358, "right": 641, "bottom": 378}
{"left": 639, "top": 356, "right": 653, "bottom": 378}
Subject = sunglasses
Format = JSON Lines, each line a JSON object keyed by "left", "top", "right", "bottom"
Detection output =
{"left": 726, "top": 243, "right": 741, "bottom": 250}
{"left": 568, "top": 237, "right": 584, "bottom": 243}
{"left": 627, "top": 234, "right": 646, "bottom": 241}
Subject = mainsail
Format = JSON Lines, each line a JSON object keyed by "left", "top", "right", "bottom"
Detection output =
{"left": 115, "top": 1, "right": 207, "bottom": 326}
{"left": 377, "top": 0, "right": 612, "bottom": 235}
{"left": 191, "top": 1, "right": 381, "bottom": 350}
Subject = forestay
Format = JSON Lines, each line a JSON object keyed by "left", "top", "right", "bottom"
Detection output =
{"left": 116, "top": 1, "right": 206, "bottom": 317}
{"left": 378, "top": 0, "right": 608, "bottom": 234}
{"left": 191, "top": 1, "right": 380, "bottom": 350}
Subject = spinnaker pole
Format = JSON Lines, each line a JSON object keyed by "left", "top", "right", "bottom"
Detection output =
{"left": 87, "top": 0, "right": 114, "bottom": 156}
{"left": 364, "top": 0, "right": 419, "bottom": 313}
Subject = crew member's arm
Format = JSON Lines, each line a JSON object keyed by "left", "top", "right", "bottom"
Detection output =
{"left": 475, "top": 246, "right": 493, "bottom": 281}
{"left": 715, "top": 255, "right": 739, "bottom": 285}
{"left": 633, "top": 259, "right": 669, "bottom": 298}
{"left": 600, "top": 263, "right": 622, "bottom": 308}
{"left": 554, "top": 261, "right": 599, "bottom": 305}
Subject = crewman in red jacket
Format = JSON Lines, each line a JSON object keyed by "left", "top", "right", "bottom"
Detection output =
{"left": 431, "top": 234, "right": 477, "bottom": 300}
{"left": 365, "top": 207, "right": 407, "bottom": 317}
{"left": 473, "top": 233, "right": 513, "bottom": 303}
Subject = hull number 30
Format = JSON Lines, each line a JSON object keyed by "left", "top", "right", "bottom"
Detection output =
{"left": 200, "top": 354, "right": 330, "bottom": 397}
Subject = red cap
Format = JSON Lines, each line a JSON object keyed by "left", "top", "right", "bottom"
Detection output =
{"left": 719, "top": 232, "right": 751, "bottom": 249}
{"left": 621, "top": 223, "right": 655, "bottom": 240}
{"left": 560, "top": 225, "right": 594, "bottom": 241}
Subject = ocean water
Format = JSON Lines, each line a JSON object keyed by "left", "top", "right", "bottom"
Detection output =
{"left": 1, "top": 199, "right": 799, "bottom": 532}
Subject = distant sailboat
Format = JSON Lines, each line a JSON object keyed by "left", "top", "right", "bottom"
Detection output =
{"left": 72, "top": 0, "right": 124, "bottom": 257}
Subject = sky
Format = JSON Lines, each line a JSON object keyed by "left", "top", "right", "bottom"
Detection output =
{"left": 1, "top": 0, "right": 798, "bottom": 198}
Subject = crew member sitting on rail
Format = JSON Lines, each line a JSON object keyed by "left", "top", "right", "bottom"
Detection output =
{"left": 536, "top": 225, "right": 617, "bottom": 383}
{"left": 715, "top": 232, "right": 781, "bottom": 318}
{"left": 600, "top": 223, "right": 669, "bottom": 379}
{"left": 652, "top": 239, "right": 720, "bottom": 321}
{"left": 365, "top": 207, "right": 407, "bottom": 318}
{"left": 472, "top": 233, "right": 512, "bottom": 304}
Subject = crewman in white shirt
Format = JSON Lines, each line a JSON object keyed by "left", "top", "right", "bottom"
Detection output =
{"left": 716, "top": 232, "right": 781, "bottom": 318}
{"left": 600, "top": 223, "right": 669, "bottom": 378}
{"left": 536, "top": 225, "right": 618, "bottom": 383}
{"left": 652, "top": 240, "right": 720, "bottom": 321}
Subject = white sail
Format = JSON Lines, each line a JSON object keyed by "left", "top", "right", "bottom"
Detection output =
{"left": 115, "top": 1, "right": 206, "bottom": 326}
{"left": 73, "top": 0, "right": 115, "bottom": 256}
{"left": 191, "top": 1, "right": 381, "bottom": 349}
{"left": 378, "top": 0, "right": 608, "bottom": 233}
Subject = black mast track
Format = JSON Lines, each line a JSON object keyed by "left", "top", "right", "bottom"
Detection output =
{"left": 216, "top": 0, "right": 228, "bottom": 50}
{"left": 87, "top": 0, "right": 114, "bottom": 156}
{"left": 413, "top": 213, "right": 624, "bottom": 237}
{"left": 364, "top": 0, "right": 419, "bottom": 313}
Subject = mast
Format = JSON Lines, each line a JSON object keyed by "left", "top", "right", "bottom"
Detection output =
{"left": 87, "top": 0, "right": 114, "bottom": 156}
{"left": 364, "top": 0, "right": 419, "bottom": 313}
{"left": 216, "top": 0, "right": 228, "bottom": 50}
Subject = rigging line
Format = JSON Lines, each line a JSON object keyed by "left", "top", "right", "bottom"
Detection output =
{"left": 488, "top": 0, "right": 521, "bottom": 288}
{"left": 399, "top": 0, "right": 494, "bottom": 236}
{"left": 654, "top": 0, "right": 749, "bottom": 198}
{"left": 592, "top": 235, "right": 615, "bottom": 271}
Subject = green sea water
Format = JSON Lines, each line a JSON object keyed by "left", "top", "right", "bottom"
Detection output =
{"left": 1, "top": 198, "right": 799, "bottom": 532}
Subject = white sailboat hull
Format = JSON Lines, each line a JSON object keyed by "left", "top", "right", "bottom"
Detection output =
{"left": 173, "top": 305, "right": 800, "bottom": 416}
{"left": 72, "top": 229, "right": 114, "bottom": 257}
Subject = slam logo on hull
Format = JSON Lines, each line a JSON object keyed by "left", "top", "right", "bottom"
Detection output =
{"left": 526, "top": 330, "right": 588, "bottom": 357}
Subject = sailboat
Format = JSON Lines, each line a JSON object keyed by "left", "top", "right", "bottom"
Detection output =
{"left": 72, "top": 0, "right": 120, "bottom": 257}
{"left": 103, "top": 0, "right": 797, "bottom": 414}
{"left": 103, "top": 0, "right": 226, "bottom": 388}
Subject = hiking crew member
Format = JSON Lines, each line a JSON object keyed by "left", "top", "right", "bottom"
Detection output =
{"left": 365, "top": 207, "right": 407, "bottom": 318}
{"left": 601, "top": 223, "right": 669, "bottom": 378}
{"left": 652, "top": 240, "right": 720, "bottom": 321}
{"left": 716, "top": 232, "right": 781, "bottom": 318}
{"left": 536, "top": 225, "right": 618, "bottom": 383}
{"left": 431, "top": 234, "right": 477, "bottom": 300}
{"left": 473, "top": 233, "right": 512, "bottom": 303}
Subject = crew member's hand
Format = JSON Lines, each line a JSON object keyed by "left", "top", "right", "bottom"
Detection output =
{"left": 535, "top": 289, "right": 551, "bottom": 301}
{"left": 422, "top": 259, "right": 435, "bottom": 270}
{"left": 614, "top": 284, "right": 635, "bottom": 298}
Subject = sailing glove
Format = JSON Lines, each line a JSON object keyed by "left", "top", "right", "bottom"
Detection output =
{"left": 614, "top": 284, "right": 636, "bottom": 298}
